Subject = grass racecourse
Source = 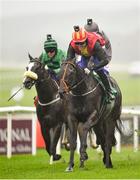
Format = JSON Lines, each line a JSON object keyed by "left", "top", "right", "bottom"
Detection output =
{"left": 0, "top": 147, "right": 140, "bottom": 179}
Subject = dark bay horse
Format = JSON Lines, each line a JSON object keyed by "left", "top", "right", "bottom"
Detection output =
{"left": 23, "top": 54, "right": 67, "bottom": 164}
{"left": 59, "top": 58, "right": 122, "bottom": 171}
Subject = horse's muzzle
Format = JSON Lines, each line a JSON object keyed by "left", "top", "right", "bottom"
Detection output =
{"left": 23, "top": 78, "right": 34, "bottom": 89}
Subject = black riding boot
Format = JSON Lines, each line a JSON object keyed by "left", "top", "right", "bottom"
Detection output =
{"left": 96, "top": 71, "right": 116, "bottom": 103}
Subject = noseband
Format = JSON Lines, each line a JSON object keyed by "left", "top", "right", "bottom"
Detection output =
{"left": 24, "top": 59, "right": 50, "bottom": 82}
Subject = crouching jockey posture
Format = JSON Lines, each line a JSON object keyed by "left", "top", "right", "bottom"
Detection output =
{"left": 67, "top": 26, "right": 117, "bottom": 103}
{"left": 34, "top": 34, "right": 66, "bottom": 105}
{"left": 39, "top": 34, "right": 66, "bottom": 81}
{"left": 84, "top": 18, "right": 112, "bottom": 62}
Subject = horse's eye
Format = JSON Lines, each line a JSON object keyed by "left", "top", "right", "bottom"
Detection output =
{"left": 69, "top": 66, "right": 74, "bottom": 72}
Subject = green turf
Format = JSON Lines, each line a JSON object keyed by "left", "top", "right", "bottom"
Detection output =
{"left": 0, "top": 69, "right": 140, "bottom": 107}
{"left": 0, "top": 147, "right": 140, "bottom": 179}
{"left": 112, "top": 72, "right": 140, "bottom": 106}
{"left": 0, "top": 68, "right": 36, "bottom": 107}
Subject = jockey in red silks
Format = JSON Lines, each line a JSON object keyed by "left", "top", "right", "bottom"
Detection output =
{"left": 66, "top": 25, "right": 116, "bottom": 103}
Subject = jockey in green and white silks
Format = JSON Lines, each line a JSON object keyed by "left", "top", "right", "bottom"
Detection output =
{"left": 39, "top": 34, "right": 66, "bottom": 81}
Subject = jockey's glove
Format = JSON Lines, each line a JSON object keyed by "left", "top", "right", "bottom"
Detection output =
{"left": 84, "top": 68, "right": 90, "bottom": 74}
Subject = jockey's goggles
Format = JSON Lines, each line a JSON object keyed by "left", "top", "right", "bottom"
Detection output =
{"left": 75, "top": 41, "right": 86, "bottom": 46}
{"left": 45, "top": 47, "right": 56, "bottom": 53}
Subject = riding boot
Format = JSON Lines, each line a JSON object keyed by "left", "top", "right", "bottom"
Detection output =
{"left": 96, "top": 71, "right": 116, "bottom": 103}
{"left": 105, "top": 76, "right": 117, "bottom": 102}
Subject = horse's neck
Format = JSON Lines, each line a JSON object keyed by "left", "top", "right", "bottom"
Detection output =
{"left": 72, "top": 75, "right": 95, "bottom": 94}
{"left": 35, "top": 75, "right": 58, "bottom": 103}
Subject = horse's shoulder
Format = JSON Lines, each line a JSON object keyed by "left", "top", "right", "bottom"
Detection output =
{"left": 90, "top": 72, "right": 105, "bottom": 91}
{"left": 110, "top": 76, "right": 120, "bottom": 88}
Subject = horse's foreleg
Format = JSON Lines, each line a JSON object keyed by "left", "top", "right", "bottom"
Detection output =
{"left": 61, "top": 123, "right": 67, "bottom": 145}
{"left": 88, "top": 129, "right": 99, "bottom": 149}
{"left": 61, "top": 123, "right": 70, "bottom": 151}
{"left": 80, "top": 110, "right": 98, "bottom": 167}
{"left": 79, "top": 126, "right": 88, "bottom": 168}
{"left": 50, "top": 124, "right": 62, "bottom": 163}
{"left": 39, "top": 119, "right": 51, "bottom": 155}
{"left": 78, "top": 122, "right": 88, "bottom": 168}
{"left": 66, "top": 116, "right": 78, "bottom": 172}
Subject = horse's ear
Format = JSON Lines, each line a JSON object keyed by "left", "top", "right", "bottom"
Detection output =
{"left": 28, "top": 53, "right": 33, "bottom": 61}
{"left": 72, "top": 57, "right": 76, "bottom": 63}
{"left": 66, "top": 57, "right": 76, "bottom": 63}
{"left": 38, "top": 57, "right": 42, "bottom": 62}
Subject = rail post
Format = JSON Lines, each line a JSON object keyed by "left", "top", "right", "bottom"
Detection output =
{"left": 7, "top": 112, "right": 12, "bottom": 158}
{"left": 133, "top": 115, "right": 139, "bottom": 152}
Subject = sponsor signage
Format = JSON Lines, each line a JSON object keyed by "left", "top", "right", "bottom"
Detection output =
{"left": 0, "top": 119, "right": 32, "bottom": 154}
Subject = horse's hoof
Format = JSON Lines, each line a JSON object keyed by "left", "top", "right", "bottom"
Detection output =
{"left": 53, "top": 154, "right": 62, "bottom": 161}
{"left": 103, "top": 158, "right": 106, "bottom": 165}
{"left": 65, "top": 166, "right": 73, "bottom": 172}
{"left": 106, "top": 164, "right": 113, "bottom": 168}
{"left": 79, "top": 162, "right": 85, "bottom": 168}
{"left": 81, "top": 152, "right": 88, "bottom": 161}
{"left": 91, "top": 144, "right": 99, "bottom": 149}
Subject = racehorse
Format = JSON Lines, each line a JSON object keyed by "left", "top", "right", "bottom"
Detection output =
{"left": 23, "top": 54, "right": 67, "bottom": 164}
{"left": 59, "top": 58, "right": 122, "bottom": 171}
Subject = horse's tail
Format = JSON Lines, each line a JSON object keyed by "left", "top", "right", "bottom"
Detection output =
{"left": 114, "top": 99, "right": 124, "bottom": 135}
{"left": 110, "top": 76, "right": 124, "bottom": 134}
{"left": 116, "top": 117, "right": 123, "bottom": 135}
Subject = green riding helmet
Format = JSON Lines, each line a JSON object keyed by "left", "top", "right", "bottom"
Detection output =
{"left": 44, "top": 34, "right": 57, "bottom": 50}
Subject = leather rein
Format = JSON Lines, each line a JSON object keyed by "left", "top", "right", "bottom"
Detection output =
{"left": 60, "top": 61, "right": 99, "bottom": 96}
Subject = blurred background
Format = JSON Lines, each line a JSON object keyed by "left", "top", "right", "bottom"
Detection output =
{"left": 0, "top": 0, "right": 140, "bottom": 107}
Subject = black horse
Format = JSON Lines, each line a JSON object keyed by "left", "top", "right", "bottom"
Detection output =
{"left": 59, "top": 58, "right": 122, "bottom": 171}
{"left": 23, "top": 54, "right": 67, "bottom": 164}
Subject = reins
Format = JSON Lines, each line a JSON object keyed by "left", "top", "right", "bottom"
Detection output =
{"left": 69, "top": 83, "right": 99, "bottom": 97}
{"left": 60, "top": 61, "right": 99, "bottom": 96}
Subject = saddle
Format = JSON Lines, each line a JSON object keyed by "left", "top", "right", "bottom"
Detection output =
{"left": 91, "top": 71, "right": 117, "bottom": 103}
{"left": 90, "top": 71, "right": 118, "bottom": 120}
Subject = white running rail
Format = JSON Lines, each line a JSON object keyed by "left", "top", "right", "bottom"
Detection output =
{"left": 0, "top": 106, "right": 139, "bottom": 158}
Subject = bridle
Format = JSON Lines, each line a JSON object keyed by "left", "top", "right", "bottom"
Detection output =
{"left": 24, "top": 59, "right": 50, "bottom": 83}
{"left": 60, "top": 61, "right": 99, "bottom": 97}
{"left": 60, "top": 61, "right": 86, "bottom": 92}
{"left": 24, "top": 59, "right": 60, "bottom": 106}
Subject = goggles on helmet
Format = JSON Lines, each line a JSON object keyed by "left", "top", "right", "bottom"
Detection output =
{"left": 45, "top": 47, "right": 56, "bottom": 53}
{"left": 75, "top": 41, "right": 87, "bottom": 46}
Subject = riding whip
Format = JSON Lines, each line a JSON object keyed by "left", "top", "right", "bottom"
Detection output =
{"left": 8, "top": 85, "right": 24, "bottom": 101}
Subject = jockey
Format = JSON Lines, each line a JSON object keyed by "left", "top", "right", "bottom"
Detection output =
{"left": 67, "top": 26, "right": 116, "bottom": 103}
{"left": 39, "top": 34, "right": 66, "bottom": 81}
{"left": 84, "top": 18, "right": 112, "bottom": 61}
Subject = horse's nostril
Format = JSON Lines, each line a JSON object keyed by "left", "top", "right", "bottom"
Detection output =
{"left": 23, "top": 79, "right": 32, "bottom": 89}
{"left": 24, "top": 80, "right": 29, "bottom": 85}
